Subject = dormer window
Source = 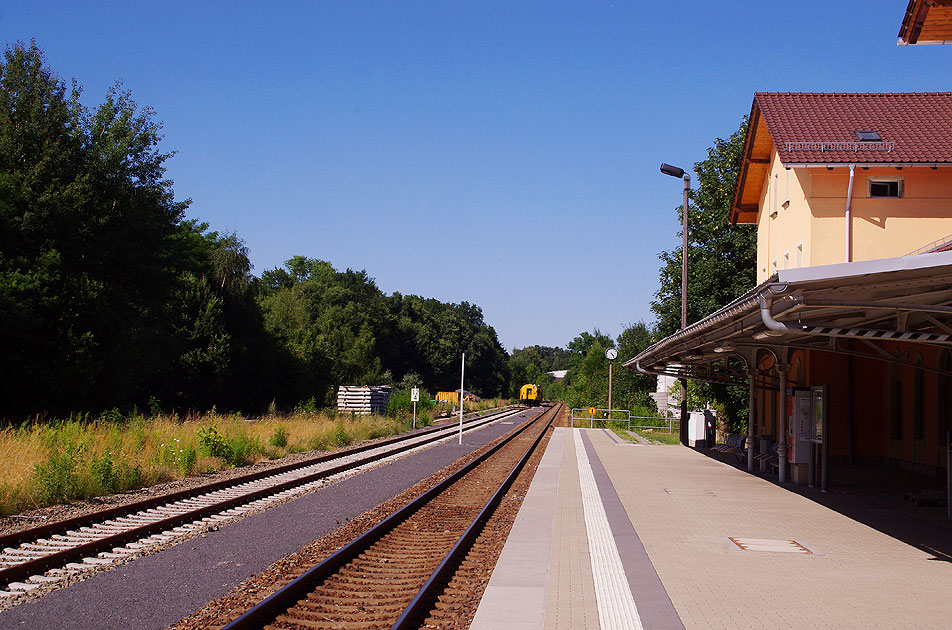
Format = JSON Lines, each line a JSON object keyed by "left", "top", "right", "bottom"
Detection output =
{"left": 855, "top": 130, "right": 882, "bottom": 142}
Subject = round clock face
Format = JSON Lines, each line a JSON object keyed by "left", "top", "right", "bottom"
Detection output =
{"left": 605, "top": 348, "right": 618, "bottom": 361}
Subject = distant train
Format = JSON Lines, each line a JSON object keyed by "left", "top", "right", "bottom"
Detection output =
{"left": 519, "top": 383, "right": 541, "bottom": 406}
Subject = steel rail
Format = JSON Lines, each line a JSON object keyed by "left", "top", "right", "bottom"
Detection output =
{"left": 0, "top": 407, "right": 520, "bottom": 589}
{"left": 220, "top": 403, "right": 556, "bottom": 630}
{"left": 391, "top": 402, "right": 559, "bottom": 629}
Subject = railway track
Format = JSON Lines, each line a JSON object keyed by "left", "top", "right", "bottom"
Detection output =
{"left": 0, "top": 406, "right": 529, "bottom": 601}
{"left": 219, "top": 402, "right": 561, "bottom": 630}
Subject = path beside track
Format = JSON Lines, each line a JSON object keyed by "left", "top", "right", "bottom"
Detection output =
{"left": 0, "top": 409, "right": 542, "bottom": 630}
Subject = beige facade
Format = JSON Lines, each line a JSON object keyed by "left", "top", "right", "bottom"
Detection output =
{"left": 753, "top": 147, "right": 952, "bottom": 282}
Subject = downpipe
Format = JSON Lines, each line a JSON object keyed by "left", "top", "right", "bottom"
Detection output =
{"left": 845, "top": 164, "right": 855, "bottom": 263}
{"left": 758, "top": 289, "right": 808, "bottom": 335}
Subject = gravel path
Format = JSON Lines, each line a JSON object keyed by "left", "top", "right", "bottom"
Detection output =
{"left": 0, "top": 411, "right": 540, "bottom": 630}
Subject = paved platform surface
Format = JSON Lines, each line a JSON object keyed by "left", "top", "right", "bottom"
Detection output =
{"left": 473, "top": 427, "right": 952, "bottom": 629}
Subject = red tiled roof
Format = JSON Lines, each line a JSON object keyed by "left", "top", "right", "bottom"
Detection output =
{"left": 755, "top": 92, "right": 952, "bottom": 164}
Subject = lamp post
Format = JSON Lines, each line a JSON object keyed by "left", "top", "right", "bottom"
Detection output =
{"left": 661, "top": 162, "right": 691, "bottom": 446}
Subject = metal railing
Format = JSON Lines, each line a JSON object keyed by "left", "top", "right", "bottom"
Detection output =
{"left": 570, "top": 408, "right": 679, "bottom": 434}
{"left": 630, "top": 416, "right": 679, "bottom": 434}
{"left": 571, "top": 408, "right": 631, "bottom": 430}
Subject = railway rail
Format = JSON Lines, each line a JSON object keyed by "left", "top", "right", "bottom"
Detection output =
{"left": 219, "top": 401, "right": 561, "bottom": 630}
{"left": 0, "top": 406, "right": 529, "bottom": 600}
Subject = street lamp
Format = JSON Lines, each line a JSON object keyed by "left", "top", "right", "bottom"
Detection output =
{"left": 661, "top": 162, "right": 691, "bottom": 446}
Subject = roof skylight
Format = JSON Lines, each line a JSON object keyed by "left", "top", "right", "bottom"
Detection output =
{"left": 855, "top": 130, "right": 882, "bottom": 142}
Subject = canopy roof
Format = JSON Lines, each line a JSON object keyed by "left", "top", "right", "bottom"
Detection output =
{"left": 626, "top": 251, "right": 952, "bottom": 386}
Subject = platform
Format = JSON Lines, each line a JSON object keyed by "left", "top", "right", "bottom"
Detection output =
{"left": 472, "top": 427, "right": 952, "bottom": 629}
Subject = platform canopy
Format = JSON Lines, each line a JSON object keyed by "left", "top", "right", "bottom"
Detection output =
{"left": 625, "top": 251, "right": 952, "bottom": 386}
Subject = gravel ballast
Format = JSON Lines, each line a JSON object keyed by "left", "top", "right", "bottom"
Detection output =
{"left": 0, "top": 410, "right": 541, "bottom": 630}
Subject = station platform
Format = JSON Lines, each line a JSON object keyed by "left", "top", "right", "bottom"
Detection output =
{"left": 471, "top": 427, "right": 952, "bottom": 629}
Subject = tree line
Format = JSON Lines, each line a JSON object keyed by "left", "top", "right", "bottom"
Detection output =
{"left": 0, "top": 42, "right": 509, "bottom": 422}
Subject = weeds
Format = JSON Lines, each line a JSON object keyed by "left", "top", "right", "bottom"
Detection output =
{"left": 198, "top": 426, "right": 230, "bottom": 459}
{"left": 34, "top": 439, "right": 84, "bottom": 503}
{"left": 332, "top": 421, "right": 351, "bottom": 447}
{"left": 0, "top": 405, "right": 454, "bottom": 516}
{"left": 269, "top": 426, "right": 289, "bottom": 448}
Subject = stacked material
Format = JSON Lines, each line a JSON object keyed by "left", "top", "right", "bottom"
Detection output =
{"left": 337, "top": 385, "right": 392, "bottom": 415}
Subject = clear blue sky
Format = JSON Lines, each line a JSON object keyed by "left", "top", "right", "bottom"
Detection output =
{"left": 4, "top": 2, "right": 951, "bottom": 351}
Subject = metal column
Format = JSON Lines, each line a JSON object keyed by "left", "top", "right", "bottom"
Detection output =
{"left": 777, "top": 364, "right": 789, "bottom": 483}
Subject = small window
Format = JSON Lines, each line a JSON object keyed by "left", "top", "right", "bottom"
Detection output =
{"left": 855, "top": 130, "right": 881, "bottom": 142}
{"left": 868, "top": 178, "right": 903, "bottom": 198}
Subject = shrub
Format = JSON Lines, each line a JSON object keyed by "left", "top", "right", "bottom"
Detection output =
{"left": 294, "top": 397, "right": 318, "bottom": 414}
{"left": 269, "top": 426, "right": 289, "bottom": 448}
{"left": 148, "top": 396, "right": 163, "bottom": 417}
{"left": 198, "top": 425, "right": 230, "bottom": 459}
{"left": 34, "top": 439, "right": 84, "bottom": 503}
{"left": 90, "top": 451, "right": 119, "bottom": 493}
{"left": 387, "top": 388, "right": 435, "bottom": 417}
{"left": 226, "top": 435, "right": 259, "bottom": 466}
{"left": 100, "top": 408, "right": 124, "bottom": 424}
{"left": 176, "top": 445, "right": 197, "bottom": 476}
{"left": 332, "top": 421, "right": 350, "bottom": 447}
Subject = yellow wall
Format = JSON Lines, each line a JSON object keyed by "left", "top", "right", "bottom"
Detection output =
{"left": 755, "top": 155, "right": 952, "bottom": 283}
{"left": 756, "top": 150, "right": 814, "bottom": 282}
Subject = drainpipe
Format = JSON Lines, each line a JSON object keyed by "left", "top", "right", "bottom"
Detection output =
{"left": 758, "top": 291, "right": 809, "bottom": 334}
{"left": 845, "top": 164, "right": 855, "bottom": 263}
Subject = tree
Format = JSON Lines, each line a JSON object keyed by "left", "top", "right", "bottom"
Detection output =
{"left": 0, "top": 41, "right": 189, "bottom": 416}
{"left": 613, "top": 322, "right": 657, "bottom": 412}
{"left": 651, "top": 118, "right": 756, "bottom": 338}
{"left": 650, "top": 118, "right": 757, "bottom": 430}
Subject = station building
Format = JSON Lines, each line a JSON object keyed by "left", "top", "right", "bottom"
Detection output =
{"left": 628, "top": 92, "right": 952, "bottom": 490}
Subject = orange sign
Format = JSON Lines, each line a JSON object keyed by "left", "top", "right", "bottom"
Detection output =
{"left": 589, "top": 406, "right": 597, "bottom": 417}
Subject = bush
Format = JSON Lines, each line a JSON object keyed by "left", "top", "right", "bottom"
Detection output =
{"left": 90, "top": 451, "right": 119, "bottom": 493}
{"left": 198, "top": 425, "right": 230, "bottom": 459}
{"left": 332, "top": 421, "right": 350, "bottom": 447}
{"left": 387, "top": 389, "right": 435, "bottom": 417}
{"left": 294, "top": 397, "right": 318, "bottom": 414}
{"left": 197, "top": 425, "right": 261, "bottom": 467}
{"left": 269, "top": 426, "right": 289, "bottom": 448}
{"left": 226, "top": 435, "right": 260, "bottom": 466}
{"left": 34, "top": 440, "right": 83, "bottom": 503}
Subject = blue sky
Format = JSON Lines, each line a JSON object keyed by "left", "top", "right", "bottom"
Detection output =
{"left": 4, "top": 2, "right": 951, "bottom": 351}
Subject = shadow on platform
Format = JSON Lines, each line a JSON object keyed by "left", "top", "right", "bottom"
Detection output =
{"left": 700, "top": 446, "right": 952, "bottom": 564}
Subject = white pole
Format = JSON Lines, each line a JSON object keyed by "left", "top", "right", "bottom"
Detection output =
{"left": 412, "top": 400, "right": 417, "bottom": 429}
{"left": 459, "top": 352, "right": 465, "bottom": 444}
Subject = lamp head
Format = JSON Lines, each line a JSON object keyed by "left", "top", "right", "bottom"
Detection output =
{"left": 660, "top": 163, "right": 685, "bottom": 178}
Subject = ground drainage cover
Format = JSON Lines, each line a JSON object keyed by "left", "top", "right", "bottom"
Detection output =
{"left": 729, "top": 537, "right": 813, "bottom": 554}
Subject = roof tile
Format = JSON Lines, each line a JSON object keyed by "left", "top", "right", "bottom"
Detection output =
{"left": 755, "top": 92, "right": 952, "bottom": 164}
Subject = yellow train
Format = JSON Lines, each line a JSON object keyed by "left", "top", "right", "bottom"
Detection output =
{"left": 519, "top": 383, "right": 541, "bottom": 406}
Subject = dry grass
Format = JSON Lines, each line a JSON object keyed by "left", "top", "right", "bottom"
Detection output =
{"left": 0, "top": 410, "right": 415, "bottom": 517}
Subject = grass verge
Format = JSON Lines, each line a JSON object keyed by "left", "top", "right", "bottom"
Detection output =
{"left": 0, "top": 410, "right": 423, "bottom": 517}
